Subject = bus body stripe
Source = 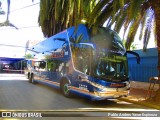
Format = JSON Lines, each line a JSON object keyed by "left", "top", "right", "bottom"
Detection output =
{"left": 33, "top": 79, "right": 128, "bottom": 100}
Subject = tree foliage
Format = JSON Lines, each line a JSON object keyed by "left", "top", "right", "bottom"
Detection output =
{"left": 25, "top": 53, "right": 34, "bottom": 59}
{"left": 38, "top": 0, "right": 159, "bottom": 52}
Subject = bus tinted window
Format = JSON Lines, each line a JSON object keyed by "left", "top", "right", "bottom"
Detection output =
{"left": 39, "top": 62, "right": 46, "bottom": 69}
{"left": 47, "top": 60, "right": 62, "bottom": 72}
{"left": 71, "top": 44, "right": 92, "bottom": 75}
{"left": 34, "top": 61, "right": 46, "bottom": 71}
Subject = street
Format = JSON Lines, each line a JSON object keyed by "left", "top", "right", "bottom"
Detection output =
{"left": 0, "top": 74, "right": 158, "bottom": 119}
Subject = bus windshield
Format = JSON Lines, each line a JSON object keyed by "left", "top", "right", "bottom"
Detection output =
{"left": 93, "top": 54, "right": 128, "bottom": 81}
{"left": 91, "top": 27, "right": 126, "bottom": 55}
{"left": 91, "top": 27, "right": 128, "bottom": 81}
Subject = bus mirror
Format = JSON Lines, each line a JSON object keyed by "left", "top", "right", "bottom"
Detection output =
{"left": 69, "top": 37, "right": 75, "bottom": 43}
{"left": 126, "top": 51, "right": 140, "bottom": 64}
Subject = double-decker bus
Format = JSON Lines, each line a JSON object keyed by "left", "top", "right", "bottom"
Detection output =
{"left": 27, "top": 24, "right": 140, "bottom": 100}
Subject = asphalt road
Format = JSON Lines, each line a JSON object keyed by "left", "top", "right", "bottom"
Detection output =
{"left": 0, "top": 73, "right": 158, "bottom": 120}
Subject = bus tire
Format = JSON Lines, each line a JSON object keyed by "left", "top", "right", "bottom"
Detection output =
{"left": 61, "top": 80, "right": 72, "bottom": 97}
{"left": 29, "top": 73, "right": 36, "bottom": 84}
{"left": 29, "top": 73, "right": 32, "bottom": 83}
{"left": 27, "top": 73, "right": 30, "bottom": 79}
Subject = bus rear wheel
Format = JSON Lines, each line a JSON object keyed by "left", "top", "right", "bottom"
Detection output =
{"left": 29, "top": 73, "right": 32, "bottom": 83}
{"left": 27, "top": 73, "right": 30, "bottom": 79}
{"left": 29, "top": 74, "right": 36, "bottom": 84}
{"left": 61, "top": 80, "right": 72, "bottom": 97}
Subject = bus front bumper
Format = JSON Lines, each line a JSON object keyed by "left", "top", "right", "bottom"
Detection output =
{"left": 91, "top": 90, "right": 129, "bottom": 100}
{"left": 70, "top": 87, "right": 129, "bottom": 101}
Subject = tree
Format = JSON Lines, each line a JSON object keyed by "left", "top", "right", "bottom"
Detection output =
{"left": 25, "top": 53, "right": 34, "bottom": 59}
{"left": 38, "top": 0, "right": 111, "bottom": 37}
{"left": 38, "top": 0, "right": 158, "bottom": 51}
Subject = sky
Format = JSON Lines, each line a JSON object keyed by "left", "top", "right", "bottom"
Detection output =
{"left": 0, "top": 0, "right": 44, "bottom": 58}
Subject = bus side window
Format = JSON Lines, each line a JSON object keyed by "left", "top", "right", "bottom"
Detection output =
{"left": 35, "top": 61, "right": 46, "bottom": 71}
{"left": 39, "top": 62, "right": 46, "bottom": 69}
{"left": 46, "top": 60, "right": 54, "bottom": 71}
{"left": 34, "top": 62, "right": 39, "bottom": 71}
{"left": 71, "top": 45, "right": 92, "bottom": 75}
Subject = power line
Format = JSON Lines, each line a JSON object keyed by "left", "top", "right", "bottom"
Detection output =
{"left": 0, "top": 25, "right": 39, "bottom": 30}
{"left": 10, "top": 2, "right": 40, "bottom": 13}
{"left": 0, "top": 43, "right": 26, "bottom": 48}
{"left": 0, "top": 43, "right": 42, "bottom": 53}
{"left": 0, "top": 2, "right": 40, "bottom": 30}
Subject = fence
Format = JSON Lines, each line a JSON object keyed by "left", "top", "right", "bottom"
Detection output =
{"left": 128, "top": 48, "right": 158, "bottom": 82}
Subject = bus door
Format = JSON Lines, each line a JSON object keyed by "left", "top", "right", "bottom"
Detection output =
{"left": 71, "top": 44, "right": 93, "bottom": 91}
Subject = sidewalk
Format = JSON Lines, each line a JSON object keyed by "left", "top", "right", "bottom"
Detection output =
{"left": 119, "top": 81, "right": 160, "bottom": 110}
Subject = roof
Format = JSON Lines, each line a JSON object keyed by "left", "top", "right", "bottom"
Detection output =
{"left": 127, "top": 48, "right": 158, "bottom": 58}
{"left": 0, "top": 57, "right": 25, "bottom": 64}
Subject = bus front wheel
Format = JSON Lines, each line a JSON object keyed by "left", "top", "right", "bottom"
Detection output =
{"left": 61, "top": 80, "right": 72, "bottom": 97}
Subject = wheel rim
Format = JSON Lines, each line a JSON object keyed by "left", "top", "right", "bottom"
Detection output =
{"left": 64, "top": 83, "right": 69, "bottom": 95}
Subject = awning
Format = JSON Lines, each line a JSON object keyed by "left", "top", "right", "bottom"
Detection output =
{"left": 0, "top": 57, "right": 25, "bottom": 64}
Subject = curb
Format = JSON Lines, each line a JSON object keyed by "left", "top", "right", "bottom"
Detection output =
{"left": 118, "top": 98, "right": 160, "bottom": 110}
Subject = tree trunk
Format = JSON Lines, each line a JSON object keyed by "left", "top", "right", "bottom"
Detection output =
{"left": 153, "top": 0, "right": 160, "bottom": 102}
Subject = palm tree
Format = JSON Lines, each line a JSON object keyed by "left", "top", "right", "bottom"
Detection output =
{"left": 39, "top": 0, "right": 90, "bottom": 37}
{"left": 38, "top": 0, "right": 159, "bottom": 50}
{"left": 0, "top": 0, "right": 18, "bottom": 29}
